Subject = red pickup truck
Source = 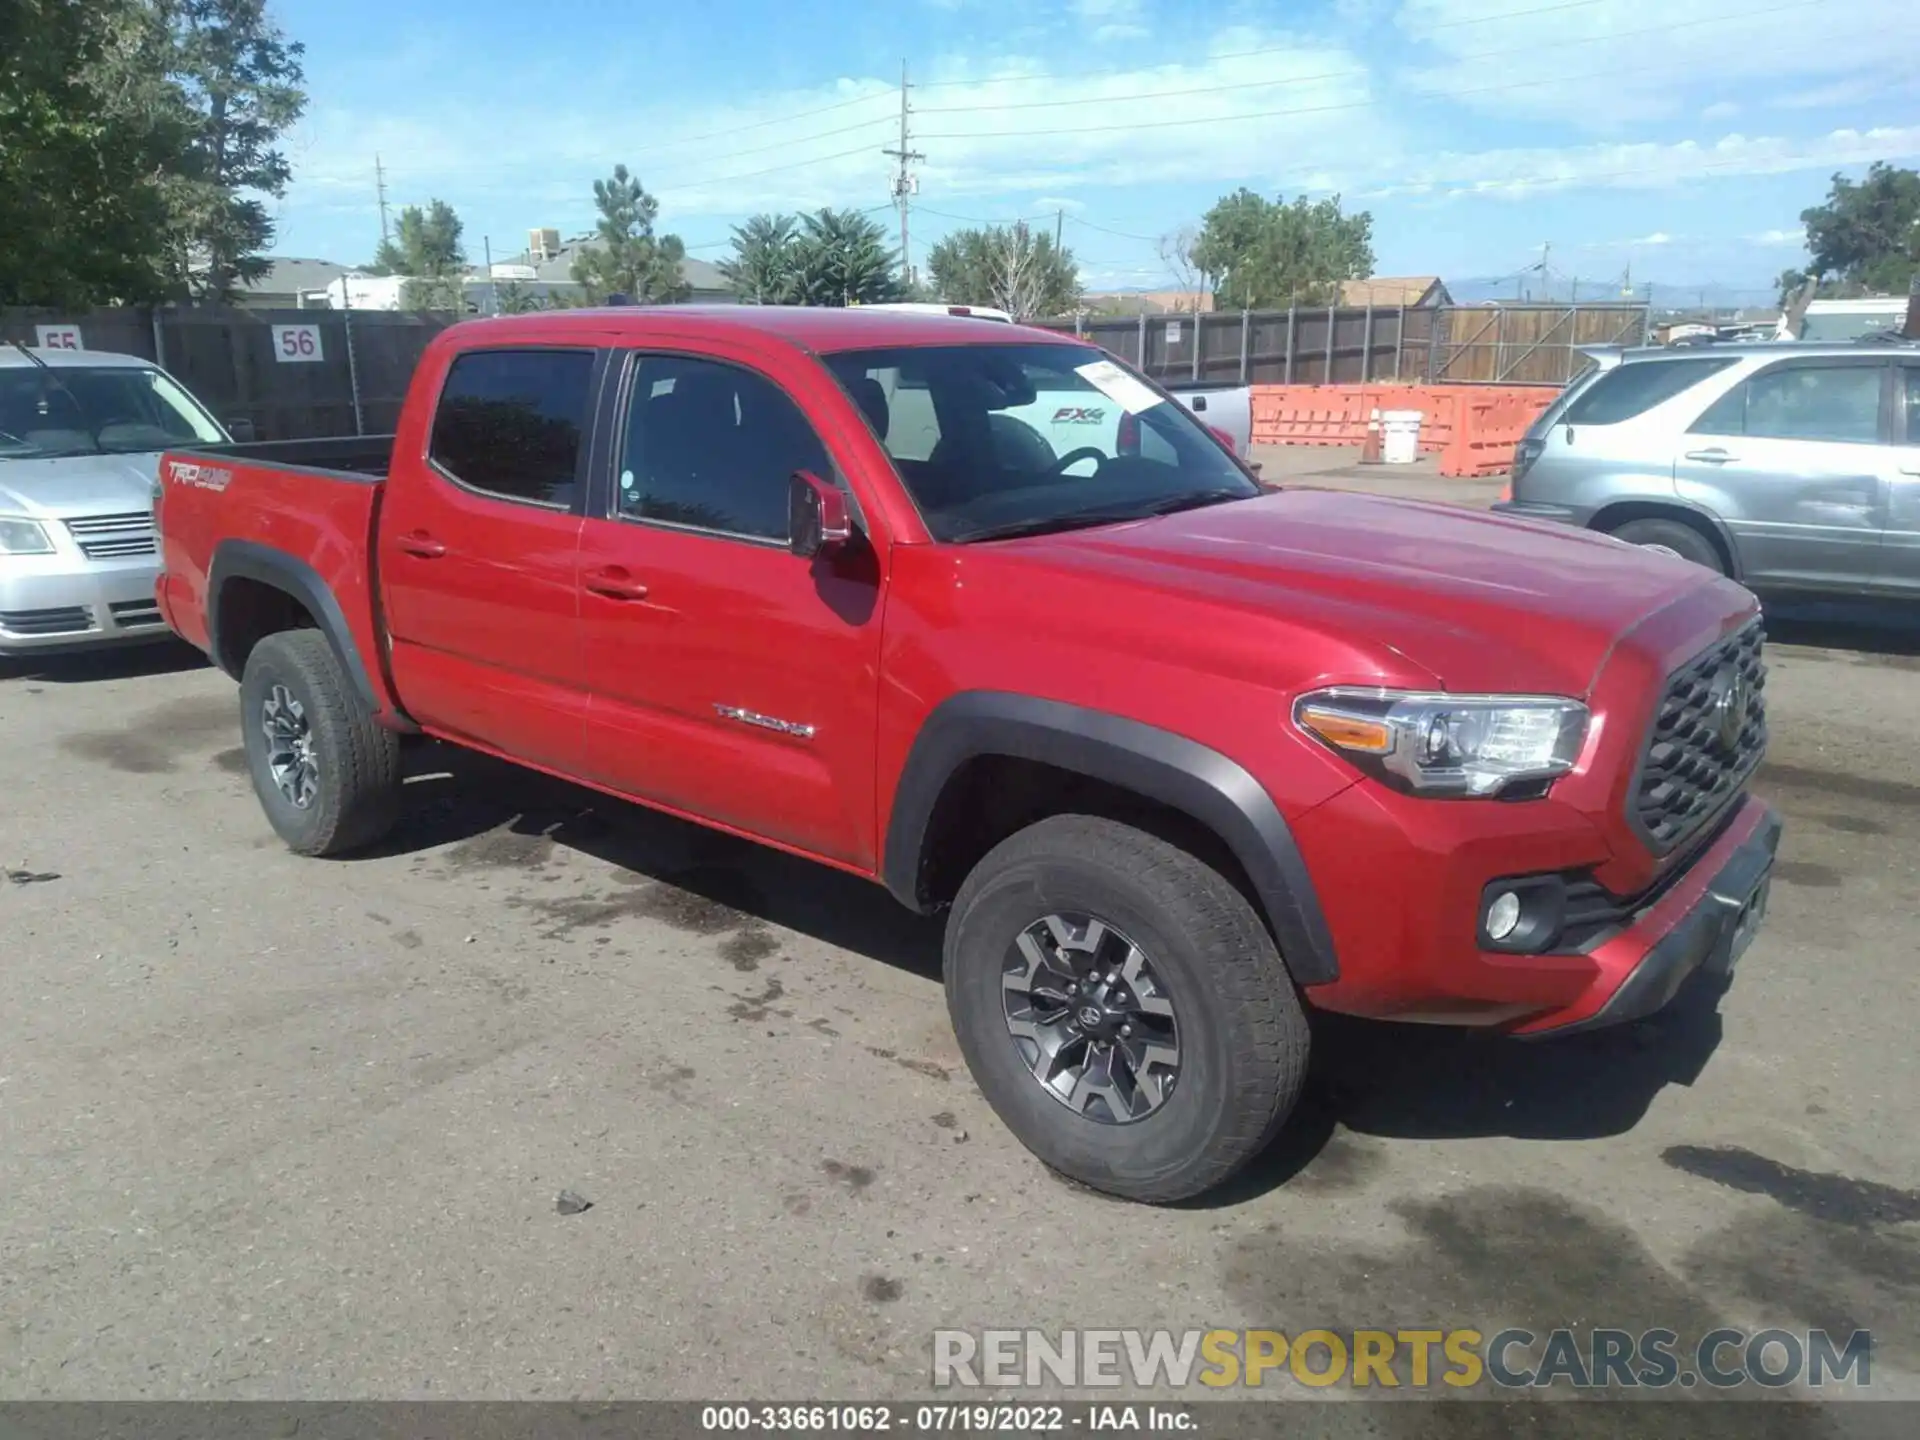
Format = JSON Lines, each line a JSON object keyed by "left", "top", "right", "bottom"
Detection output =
{"left": 155, "top": 307, "right": 1780, "bottom": 1203}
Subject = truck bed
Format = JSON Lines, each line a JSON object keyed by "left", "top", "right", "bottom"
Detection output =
{"left": 172, "top": 434, "right": 395, "bottom": 479}
{"left": 155, "top": 437, "right": 396, "bottom": 716}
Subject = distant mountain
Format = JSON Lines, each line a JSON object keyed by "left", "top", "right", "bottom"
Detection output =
{"left": 1447, "top": 275, "right": 1780, "bottom": 311}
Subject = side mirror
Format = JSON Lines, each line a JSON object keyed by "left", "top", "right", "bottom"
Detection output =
{"left": 226, "top": 417, "right": 257, "bottom": 443}
{"left": 789, "top": 470, "right": 853, "bottom": 559}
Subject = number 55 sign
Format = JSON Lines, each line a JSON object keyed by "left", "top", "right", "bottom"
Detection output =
{"left": 271, "top": 324, "right": 324, "bottom": 362}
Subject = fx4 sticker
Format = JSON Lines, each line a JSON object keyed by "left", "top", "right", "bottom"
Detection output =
{"left": 1050, "top": 406, "right": 1108, "bottom": 424}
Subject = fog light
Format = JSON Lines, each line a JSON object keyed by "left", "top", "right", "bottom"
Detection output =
{"left": 1485, "top": 890, "right": 1522, "bottom": 942}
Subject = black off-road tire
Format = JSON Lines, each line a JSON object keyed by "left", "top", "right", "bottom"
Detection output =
{"left": 1607, "top": 517, "right": 1727, "bottom": 574}
{"left": 238, "top": 629, "right": 401, "bottom": 857}
{"left": 944, "top": 814, "right": 1310, "bottom": 1204}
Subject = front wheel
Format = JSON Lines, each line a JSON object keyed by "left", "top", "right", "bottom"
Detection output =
{"left": 944, "top": 814, "right": 1310, "bottom": 1203}
{"left": 1607, "top": 517, "right": 1726, "bottom": 574}
{"left": 238, "top": 629, "right": 401, "bottom": 857}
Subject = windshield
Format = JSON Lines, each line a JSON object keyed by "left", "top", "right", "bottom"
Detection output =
{"left": 821, "top": 342, "right": 1257, "bottom": 542}
{"left": 0, "top": 365, "right": 226, "bottom": 459}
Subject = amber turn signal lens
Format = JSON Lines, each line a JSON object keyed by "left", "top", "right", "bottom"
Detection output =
{"left": 1296, "top": 706, "right": 1393, "bottom": 754}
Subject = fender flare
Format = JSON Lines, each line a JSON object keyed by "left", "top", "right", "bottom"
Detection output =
{"left": 882, "top": 692, "right": 1339, "bottom": 985}
{"left": 207, "top": 540, "right": 378, "bottom": 710}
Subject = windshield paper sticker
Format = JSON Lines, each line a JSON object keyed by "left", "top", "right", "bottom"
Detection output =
{"left": 1073, "top": 360, "right": 1164, "bottom": 416}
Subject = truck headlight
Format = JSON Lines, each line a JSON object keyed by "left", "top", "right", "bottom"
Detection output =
{"left": 0, "top": 517, "right": 55, "bottom": 556}
{"left": 1294, "top": 688, "right": 1589, "bottom": 798}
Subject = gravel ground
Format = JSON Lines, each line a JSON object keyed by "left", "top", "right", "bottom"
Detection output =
{"left": 2, "top": 567, "right": 1916, "bottom": 1428}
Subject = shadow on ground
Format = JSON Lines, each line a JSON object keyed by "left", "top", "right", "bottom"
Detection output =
{"left": 370, "top": 741, "right": 945, "bottom": 981}
{"left": 1762, "top": 597, "right": 1920, "bottom": 662}
{"left": 374, "top": 741, "right": 1745, "bottom": 1203}
{"left": 0, "top": 639, "right": 208, "bottom": 685}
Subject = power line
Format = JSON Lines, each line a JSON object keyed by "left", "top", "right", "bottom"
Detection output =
{"left": 613, "top": 88, "right": 896, "bottom": 160}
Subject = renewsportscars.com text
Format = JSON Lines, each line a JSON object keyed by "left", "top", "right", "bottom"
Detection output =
{"left": 932, "top": 1327, "right": 1873, "bottom": 1391}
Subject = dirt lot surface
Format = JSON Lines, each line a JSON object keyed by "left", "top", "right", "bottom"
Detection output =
{"left": 3, "top": 493, "right": 1916, "bottom": 1428}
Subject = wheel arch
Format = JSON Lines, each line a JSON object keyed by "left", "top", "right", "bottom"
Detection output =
{"left": 1590, "top": 500, "right": 1741, "bottom": 579}
{"left": 883, "top": 692, "right": 1339, "bottom": 985}
{"left": 207, "top": 541, "right": 379, "bottom": 711}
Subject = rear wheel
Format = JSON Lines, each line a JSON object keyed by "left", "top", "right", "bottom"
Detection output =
{"left": 238, "top": 630, "right": 401, "bottom": 857}
{"left": 1607, "top": 517, "right": 1726, "bottom": 574}
{"left": 944, "top": 814, "right": 1309, "bottom": 1204}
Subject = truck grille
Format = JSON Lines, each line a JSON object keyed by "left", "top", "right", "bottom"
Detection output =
{"left": 65, "top": 511, "right": 157, "bottom": 560}
{"left": 1, "top": 606, "right": 92, "bottom": 636}
{"left": 1630, "top": 621, "right": 1767, "bottom": 855}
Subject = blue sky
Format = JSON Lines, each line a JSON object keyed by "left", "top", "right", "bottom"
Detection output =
{"left": 268, "top": 0, "right": 1920, "bottom": 295}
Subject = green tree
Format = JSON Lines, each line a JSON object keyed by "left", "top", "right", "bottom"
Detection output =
{"left": 1190, "top": 188, "right": 1374, "bottom": 309}
{"left": 369, "top": 198, "right": 464, "bottom": 276}
{"left": 161, "top": 0, "right": 307, "bottom": 302}
{"left": 789, "top": 208, "right": 902, "bottom": 306}
{"left": 0, "top": 0, "right": 187, "bottom": 306}
{"left": 925, "top": 223, "right": 1080, "bottom": 319}
{"left": 571, "top": 164, "right": 688, "bottom": 304}
{"left": 1795, "top": 163, "right": 1920, "bottom": 296}
{"left": 718, "top": 213, "right": 802, "bottom": 303}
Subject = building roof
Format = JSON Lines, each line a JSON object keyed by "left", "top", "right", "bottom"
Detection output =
{"left": 487, "top": 237, "right": 727, "bottom": 292}
{"left": 1337, "top": 276, "right": 1448, "bottom": 307}
{"left": 240, "top": 257, "right": 361, "bottom": 296}
{"left": 456, "top": 304, "right": 1088, "bottom": 352}
{"left": 1083, "top": 289, "right": 1214, "bottom": 315}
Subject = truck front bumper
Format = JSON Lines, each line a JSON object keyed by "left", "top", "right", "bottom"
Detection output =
{"left": 1513, "top": 800, "right": 1780, "bottom": 1035}
{"left": 1292, "top": 787, "right": 1782, "bottom": 1034}
{"left": 0, "top": 554, "right": 170, "bottom": 654}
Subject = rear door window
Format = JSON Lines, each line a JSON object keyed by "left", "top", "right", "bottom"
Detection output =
{"left": 1560, "top": 358, "right": 1737, "bottom": 426}
{"left": 428, "top": 348, "right": 596, "bottom": 507}
{"left": 1689, "top": 361, "right": 1886, "bottom": 444}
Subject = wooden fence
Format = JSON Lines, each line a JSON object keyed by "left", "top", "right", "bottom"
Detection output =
{"left": 1036, "top": 302, "right": 1649, "bottom": 387}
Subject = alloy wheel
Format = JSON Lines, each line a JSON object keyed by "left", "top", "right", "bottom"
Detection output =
{"left": 1001, "top": 913, "right": 1182, "bottom": 1124}
{"left": 261, "top": 683, "right": 319, "bottom": 809}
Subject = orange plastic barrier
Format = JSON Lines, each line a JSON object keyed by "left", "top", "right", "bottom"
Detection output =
{"left": 1438, "top": 389, "right": 1558, "bottom": 477}
{"left": 1248, "top": 383, "right": 1557, "bottom": 476}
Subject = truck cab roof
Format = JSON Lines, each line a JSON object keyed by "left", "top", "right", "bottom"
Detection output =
{"left": 451, "top": 304, "right": 1068, "bottom": 354}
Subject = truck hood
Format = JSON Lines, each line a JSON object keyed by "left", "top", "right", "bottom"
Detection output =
{"left": 1024, "top": 489, "right": 1718, "bottom": 695}
{"left": 0, "top": 452, "right": 161, "bottom": 520}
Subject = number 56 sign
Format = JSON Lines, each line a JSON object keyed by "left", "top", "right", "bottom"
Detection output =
{"left": 271, "top": 324, "right": 324, "bottom": 362}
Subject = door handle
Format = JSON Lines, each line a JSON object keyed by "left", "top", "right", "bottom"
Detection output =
{"left": 584, "top": 567, "right": 650, "bottom": 601}
{"left": 1684, "top": 449, "right": 1734, "bottom": 464}
{"left": 396, "top": 531, "right": 446, "bottom": 558}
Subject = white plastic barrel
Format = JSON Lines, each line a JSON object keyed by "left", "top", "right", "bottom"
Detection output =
{"left": 1381, "top": 410, "right": 1423, "bottom": 464}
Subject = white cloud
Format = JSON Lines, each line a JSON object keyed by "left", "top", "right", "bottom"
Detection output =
{"left": 1335, "top": 126, "right": 1920, "bottom": 202}
{"left": 1033, "top": 195, "right": 1088, "bottom": 211}
{"left": 1394, "top": 0, "right": 1920, "bottom": 131}
{"left": 1629, "top": 231, "right": 1673, "bottom": 245}
{"left": 1701, "top": 101, "right": 1740, "bottom": 120}
{"left": 1072, "top": 0, "right": 1150, "bottom": 43}
{"left": 1746, "top": 228, "right": 1805, "bottom": 246}
{"left": 292, "top": 31, "right": 1390, "bottom": 227}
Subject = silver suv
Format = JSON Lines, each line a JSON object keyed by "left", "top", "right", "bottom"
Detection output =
{"left": 1493, "top": 342, "right": 1920, "bottom": 596}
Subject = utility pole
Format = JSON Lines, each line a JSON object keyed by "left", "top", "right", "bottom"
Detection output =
{"left": 883, "top": 61, "right": 924, "bottom": 288}
{"left": 375, "top": 154, "right": 391, "bottom": 250}
{"left": 1539, "top": 241, "right": 1551, "bottom": 300}
{"left": 1055, "top": 209, "right": 1064, "bottom": 249}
